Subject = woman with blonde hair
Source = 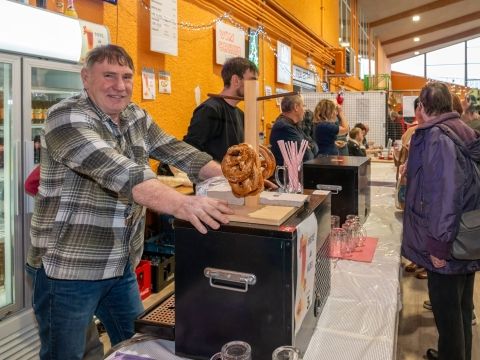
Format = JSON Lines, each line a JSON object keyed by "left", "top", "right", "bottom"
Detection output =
{"left": 313, "top": 99, "right": 349, "bottom": 155}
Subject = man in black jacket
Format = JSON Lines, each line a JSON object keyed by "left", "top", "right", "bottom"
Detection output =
{"left": 184, "top": 57, "right": 258, "bottom": 162}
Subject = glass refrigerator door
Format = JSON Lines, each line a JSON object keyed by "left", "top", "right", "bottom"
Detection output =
{"left": 23, "top": 58, "right": 82, "bottom": 213}
{"left": 0, "top": 54, "right": 21, "bottom": 316}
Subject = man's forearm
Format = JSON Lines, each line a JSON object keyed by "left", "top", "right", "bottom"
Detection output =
{"left": 198, "top": 160, "right": 223, "bottom": 181}
{"left": 132, "top": 178, "right": 186, "bottom": 215}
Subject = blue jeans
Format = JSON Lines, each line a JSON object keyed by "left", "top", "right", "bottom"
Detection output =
{"left": 26, "top": 263, "right": 144, "bottom": 360}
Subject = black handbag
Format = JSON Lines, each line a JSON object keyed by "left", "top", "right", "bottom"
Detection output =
{"left": 435, "top": 124, "right": 480, "bottom": 260}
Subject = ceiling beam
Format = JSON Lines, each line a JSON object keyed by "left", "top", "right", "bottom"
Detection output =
{"left": 382, "top": 11, "right": 480, "bottom": 45}
{"left": 369, "top": 0, "right": 463, "bottom": 28}
{"left": 387, "top": 26, "right": 480, "bottom": 58}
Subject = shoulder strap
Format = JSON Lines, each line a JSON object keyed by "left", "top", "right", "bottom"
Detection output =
{"left": 435, "top": 123, "right": 471, "bottom": 159}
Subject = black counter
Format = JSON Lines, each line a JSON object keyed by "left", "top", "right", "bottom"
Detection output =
{"left": 303, "top": 156, "right": 370, "bottom": 224}
{"left": 173, "top": 193, "right": 331, "bottom": 360}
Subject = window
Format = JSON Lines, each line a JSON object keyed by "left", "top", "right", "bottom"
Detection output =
{"left": 339, "top": 0, "right": 351, "bottom": 47}
{"left": 391, "top": 55, "right": 425, "bottom": 77}
{"left": 467, "top": 38, "right": 480, "bottom": 88}
{"left": 426, "top": 42, "right": 465, "bottom": 85}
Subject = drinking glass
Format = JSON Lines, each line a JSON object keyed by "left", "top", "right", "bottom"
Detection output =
{"left": 274, "top": 164, "right": 303, "bottom": 194}
{"left": 210, "top": 341, "right": 252, "bottom": 360}
{"left": 272, "top": 345, "right": 301, "bottom": 360}
{"left": 342, "top": 222, "right": 355, "bottom": 255}
{"left": 330, "top": 227, "right": 347, "bottom": 258}
{"left": 331, "top": 215, "right": 340, "bottom": 229}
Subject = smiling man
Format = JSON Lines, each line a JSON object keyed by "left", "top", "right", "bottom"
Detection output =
{"left": 26, "top": 45, "right": 232, "bottom": 360}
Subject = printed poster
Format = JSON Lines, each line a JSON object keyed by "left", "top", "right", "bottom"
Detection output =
{"left": 158, "top": 71, "right": 171, "bottom": 94}
{"left": 142, "top": 68, "right": 156, "bottom": 100}
{"left": 294, "top": 213, "right": 317, "bottom": 335}
{"left": 215, "top": 21, "right": 245, "bottom": 65}
{"left": 79, "top": 20, "right": 110, "bottom": 63}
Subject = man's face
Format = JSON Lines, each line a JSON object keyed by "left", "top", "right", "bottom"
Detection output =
{"left": 81, "top": 60, "right": 133, "bottom": 122}
{"left": 235, "top": 69, "right": 258, "bottom": 97}
{"left": 294, "top": 100, "right": 305, "bottom": 123}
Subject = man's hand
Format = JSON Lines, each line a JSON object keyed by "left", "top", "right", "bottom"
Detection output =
{"left": 430, "top": 254, "right": 446, "bottom": 268}
{"left": 172, "top": 196, "right": 233, "bottom": 234}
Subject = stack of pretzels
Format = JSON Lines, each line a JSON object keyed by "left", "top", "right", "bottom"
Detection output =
{"left": 221, "top": 143, "right": 276, "bottom": 198}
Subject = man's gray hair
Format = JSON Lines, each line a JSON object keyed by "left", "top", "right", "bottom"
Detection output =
{"left": 281, "top": 94, "right": 302, "bottom": 113}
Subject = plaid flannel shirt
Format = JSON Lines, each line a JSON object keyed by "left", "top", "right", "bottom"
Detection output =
{"left": 28, "top": 90, "right": 212, "bottom": 280}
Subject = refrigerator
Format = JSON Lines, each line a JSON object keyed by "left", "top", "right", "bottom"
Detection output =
{"left": 0, "top": 53, "right": 83, "bottom": 321}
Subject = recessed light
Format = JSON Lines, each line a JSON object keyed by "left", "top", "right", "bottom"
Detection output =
{"left": 413, "top": 37, "right": 420, "bottom": 42}
{"left": 412, "top": 15, "right": 420, "bottom": 22}
{"left": 414, "top": 51, "right": 420, "bottom": 55}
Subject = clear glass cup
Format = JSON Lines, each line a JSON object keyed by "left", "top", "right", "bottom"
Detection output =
{"left": 274, "top": 164, "right": 303, "bottom": 194}
{"left": 330, "top": 227, "right": 347, "bottom": 258}
{"left": 346, "top": 214, "right": 360, "bottom": 223}
{"left": 272, "top": 345, "right": 301, "bottom": 360}
{"left": 342, "top": 222, "right": 355, "bottom": 255}
{"left": 331, "top": 215, "right": 340, "bottom": 229}
{"left": 210, "top": 341, "right": 252, "bottom": 360}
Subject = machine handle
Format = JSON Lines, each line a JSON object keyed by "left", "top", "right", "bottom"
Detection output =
{"left": 316, "top": 184, "right": 342, "bottom": 194}
{"left": 204, "top": 267, "right": 256, "bottom": 293}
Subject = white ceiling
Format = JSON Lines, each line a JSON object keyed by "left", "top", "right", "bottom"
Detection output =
{"left": 358, "top": 0, "right": 480, "bottom": 63}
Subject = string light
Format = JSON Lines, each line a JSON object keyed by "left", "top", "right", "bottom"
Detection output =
{"left": 138, "top": 1, "right": 321, "bottom": 82}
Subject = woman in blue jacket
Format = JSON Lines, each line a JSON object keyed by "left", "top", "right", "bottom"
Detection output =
{"left": 402, "top": 82, "right": 480, "bottom": 360}
{"left": 313, "top": 99, "right": 349, "bottom": 156}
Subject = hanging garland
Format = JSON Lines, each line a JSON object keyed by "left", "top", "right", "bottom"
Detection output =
{"left": 138, "top": 0, "right": 320, "bottom": 83}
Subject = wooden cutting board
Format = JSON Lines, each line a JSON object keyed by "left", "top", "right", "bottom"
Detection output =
{"left": 228, "top": 204, "right": 298, "bottom": 226}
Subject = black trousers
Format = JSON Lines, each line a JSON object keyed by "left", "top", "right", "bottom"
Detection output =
{"left": 427, "top": 270, "right": 475, "bottom": 360}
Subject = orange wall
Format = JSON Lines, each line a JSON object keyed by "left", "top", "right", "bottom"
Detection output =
{"left": 68, "top": 0, "right": 366, "bottom": 141}
{"left": 376, "top": 39, "right": 391, "bottom": 75}
{"left": 391, "top": 71, "right": 427, "bottom": 91}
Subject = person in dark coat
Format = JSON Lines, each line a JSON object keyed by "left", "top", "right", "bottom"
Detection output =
{"left": 402, "top": 82, "right": 480, "bottom": 360}
{"left": 347, "top": 127, "right": 366, "bottom": 156}
{"left": 183, "top": 57, "right": 258, "bottom": 162}
{"left": 269, "top": 94, "right": 314, "bottom": 166}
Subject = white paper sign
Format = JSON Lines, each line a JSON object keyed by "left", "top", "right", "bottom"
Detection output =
{"left": 215, "top": 22, "right": 245, "bottom": 65}
{"left": 402, "top": 96, "right": 417, "bottom": 117}
{"left": 294, "top": 213, "right": 317, "bottom": 335}
{"left": 158, "top": 71, "right": 171, "bottom": 94}
{"left": 150, "top": 0, "right": 178, "bottom": 56}
{"left": 277, "top": 40, "right": 292, "bottom": 85}
{"left": 79, "top": 20, "right": 110, "bottom": 63}
{"left": 142, "top": 68, "right": 156, "bottom": 100}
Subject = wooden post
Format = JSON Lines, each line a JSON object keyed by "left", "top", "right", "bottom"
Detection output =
{"left": 244, "top": 79, "right": 260, "bottom": 208}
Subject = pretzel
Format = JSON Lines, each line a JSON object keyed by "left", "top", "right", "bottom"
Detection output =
{"left": 259, "top": 144, "right": 276, "bottom": 179}
{"left": 221, "top": 143, "right": 256, "bottom": 183}
{"left": 221, "top": 143, "right": 264, "bottom": 197}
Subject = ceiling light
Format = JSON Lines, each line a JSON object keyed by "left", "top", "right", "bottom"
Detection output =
{"left": 414, "top": 51, "right": 420, "bottom": 55}
{"left": 412, "top": 15, "right": 420, "bottom": 22}
{"left": 413, "top": 37, "right": 420, "bottom": 42}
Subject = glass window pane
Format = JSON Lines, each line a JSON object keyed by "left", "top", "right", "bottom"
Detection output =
{"left": 426, "top": 42, "right": 464, "bottom": 65}
{"left": 426, "top": 64, "right": 465, "bottom": 85}
{"left": 467, "top": 37, "right": 480, "bottom": 85}
{"left": 391, "top": 55, "right": 425, "bottom": 77}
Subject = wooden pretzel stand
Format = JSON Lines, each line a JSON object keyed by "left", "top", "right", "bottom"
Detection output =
{"left": 208, "top": 81, "right": 299, "bottom": 226}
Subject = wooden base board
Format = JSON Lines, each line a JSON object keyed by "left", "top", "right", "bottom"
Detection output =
{"left": 228, "top": 204, "right": 298, "bottom": 226}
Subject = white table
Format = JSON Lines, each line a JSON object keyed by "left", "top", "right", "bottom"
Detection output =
{"left": 106, "top": 162, "right": 402, "bottom": 360}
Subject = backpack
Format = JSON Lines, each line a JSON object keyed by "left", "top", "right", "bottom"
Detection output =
{"left": 435, "top": 123, "right": 480, "bottom": 260}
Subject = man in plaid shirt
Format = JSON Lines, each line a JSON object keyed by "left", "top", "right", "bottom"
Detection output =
{"left": 26, "top": 44, "right": 232, "bottom": 359}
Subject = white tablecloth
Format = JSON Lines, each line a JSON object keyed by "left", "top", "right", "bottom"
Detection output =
{"left": 106, "top": 162, "right": 402, "bottom": 360}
